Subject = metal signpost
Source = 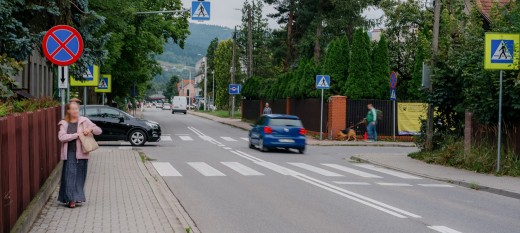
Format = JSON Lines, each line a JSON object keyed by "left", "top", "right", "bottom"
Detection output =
{"left": 390, "top": 72, "right": 398, "bottom": 141}
{"left": 42, "top": 25, "right": 84, "bottom": 118}
{"left": 191, "top": 1, "right": 211, "bottom": 21}
{"left": 229, "top": 84, "right": 241, "bottom": 118}
{"left": 484, "top": 33, "right": 520, "bottom": 172}
{"left": 316, "top": 75, "right": 330, "bottom": 141}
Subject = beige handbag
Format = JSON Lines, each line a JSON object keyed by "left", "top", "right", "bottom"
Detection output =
{"left": 78, "top": 124, "right": 99, "bottom": 153}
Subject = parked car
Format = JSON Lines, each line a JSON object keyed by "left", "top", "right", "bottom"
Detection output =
{"left": 248, "top": 114, "right": 306, "bottom": 154}
{"left": 172, "top": 96, "right": 187, "bottom": 114}
{"left": 162, "top": 104, "right": 172, "bottom": 110}
{"left": 80, "top": 105, "right": 162, "bottom": 146}
{"left": 155, "top": 103, "right": 163, "bottom": 108}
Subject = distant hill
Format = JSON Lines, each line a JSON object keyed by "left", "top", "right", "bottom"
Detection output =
{"left": 157, "top": 23, "right": 233, "bottom": 68}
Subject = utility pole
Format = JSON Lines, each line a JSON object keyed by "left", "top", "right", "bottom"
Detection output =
{"left": 204, "top": 57, "right": 208, "bottom": 111}
{"left": 212, "top": 70, "right": 215, "bottom": 110}
{"left": 231, "top": 26, "right": 237, "bottom": 117}
{"left": 247, "top": 1, "right": 254, "bottom": 79}
{"left": 426, "top": 0, "right": 441, "bottom": 151}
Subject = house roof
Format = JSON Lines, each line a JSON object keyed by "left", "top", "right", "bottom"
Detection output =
{"left": 177, "top": 80, "right": 195, "bottom": 88}
{"left": 476, "top": 0, "right": 511, "bottom": 21}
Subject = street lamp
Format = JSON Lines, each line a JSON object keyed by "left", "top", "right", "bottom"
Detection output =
{"left": 212, "top": 70, "right": 215, "bottom": 110}
{"left": 203, "top": 57, "right": 208, "bottom": 111}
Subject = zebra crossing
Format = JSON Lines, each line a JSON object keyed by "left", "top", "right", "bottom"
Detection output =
{"left": 174, "top": 134, "right": 248, "bottom": 142}
{"left": 151, "top": 161, "right": 454, "bottom": 188}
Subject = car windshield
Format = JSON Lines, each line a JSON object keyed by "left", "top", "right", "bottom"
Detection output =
{"left": 269, "top": 118, "right": 302, "bottom": 127}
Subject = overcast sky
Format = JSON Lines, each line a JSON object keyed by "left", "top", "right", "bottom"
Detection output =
{"left": 181, "top": 0, "right": 384, "bottom": 29}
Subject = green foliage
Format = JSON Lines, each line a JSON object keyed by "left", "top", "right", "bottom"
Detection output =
{"left": 371, "top": 35, "right": 390, "bottom": 99}
{"left": 0, "top": 54, "right": 24, "bottom": 98}
{"left": 214, "top": 40, "right": 234, "bottom": 109}
{"left": 346, "top": 29, "right": 371, "bottom": 99}
{"left": 322, "top": 37, "right": 349, "bottom": 95}
{"left": 163, "top": 75, "right": 179, "bottom": 100}
{"left": 0, "top": 98, "right": 60, "bottom": 117}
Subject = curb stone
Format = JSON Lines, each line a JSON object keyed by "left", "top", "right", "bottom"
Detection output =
{"left": 11, "top": 161, "right": 62, "bottom": 233}
{"left": 351, "top": 155, "right": 520, "bottom": 200}
{"left": 135, "top": 150, "right": 201, "bottom": 233}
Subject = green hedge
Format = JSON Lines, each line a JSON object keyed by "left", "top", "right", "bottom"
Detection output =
{"left": 0, "top": 98, "right": 60, "bottom": 117}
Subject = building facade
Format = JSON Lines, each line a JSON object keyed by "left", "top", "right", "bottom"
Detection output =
{"left": 12, "top": 50, "right": 55, "bottom": 98}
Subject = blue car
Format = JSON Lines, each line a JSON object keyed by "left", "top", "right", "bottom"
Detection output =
{"left": 248, "top": 114, "right": 307, "bottom": 154}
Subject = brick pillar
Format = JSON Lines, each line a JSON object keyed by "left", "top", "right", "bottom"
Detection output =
{"left": 328, "top": 96, "right": 347, "bottom": 140}
{"left": 464, "top": 110, "right": 473, "bottom": 156}
{"left": 259, "top": 100, "right": 264, "bottom": 115}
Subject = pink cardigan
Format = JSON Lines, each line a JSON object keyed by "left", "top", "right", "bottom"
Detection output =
{"left": 58, "top": 116, "right": 102, "bottom": 160}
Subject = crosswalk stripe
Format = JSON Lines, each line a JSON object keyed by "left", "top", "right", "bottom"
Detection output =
{"left": 241, "top": 137, "right": 249, "bottom": 141}
{"left": 221, "top": 137, "right": 237, "bottom": 142}
{"left": 289, "top": 163, "right": 344, "bottom": 177}
{"left": 322, "top": 164, "right": 383, "bottom": 178}
{"left": 427, "top": 226, "right": 462, "bottom": 233}
{"left": 255, "top": 162, "right": 301, "bottom": 176}
{"left": 118, "top": 146, "right": 132, "bottom": 150}
{"left": 354, "top": 164, "right": 422, "bottom": 179}
{"left": 333, "top": 181, "right": 371, "bottom": 185}
{"left": 161, "top": 136, "right": 173, "bottom": 141}
{"left": 179, "top": 136, "right": 193, "bottom": 141}
{"left": 188, "top": 162, "right": 226, "bottom": 176}
{"left": 377, "top": 183, "right": 413, "bottom": 187}
{"left": 418, "top": 184, "right": 454, "bottom": 188}
{"left": 221, "top": 162, "right": 264, "bottom": 176}
{"left": 152, "top": 162, "right": 182, "bottom": 177}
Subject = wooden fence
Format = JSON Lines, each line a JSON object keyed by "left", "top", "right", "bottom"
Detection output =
{"left": 0, "top": 107, "right": 61, "bottom": 233}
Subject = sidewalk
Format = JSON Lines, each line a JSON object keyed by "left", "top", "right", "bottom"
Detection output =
{"left": 351, "top": 153, "right": 520, "bottom": 199}
{"left": 29, "top": 148, "right": 199, "bottom": 233}
{"left": 189, "top": 111, "right": 415, "bottom": 147}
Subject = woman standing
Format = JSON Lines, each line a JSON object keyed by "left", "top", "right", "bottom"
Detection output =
{"left": 57, "top": 102, "right": 102, "bottom": 208}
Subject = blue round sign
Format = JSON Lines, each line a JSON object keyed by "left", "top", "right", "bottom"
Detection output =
{"left": 390, "top": 72, "right": 398, "bottom": 89}
{"left": 42, "top": 25, "right": 84, "bottom": 66}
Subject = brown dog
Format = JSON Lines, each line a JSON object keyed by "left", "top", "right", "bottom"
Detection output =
{"left": 337, "top": 129, "right": 357, "bottom": 141}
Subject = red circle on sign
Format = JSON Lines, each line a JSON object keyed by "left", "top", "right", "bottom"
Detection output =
{"left": 389, "top": 72, "right": 398, "bottom": 89}
{"left": 42, "top": 25, "right": 84, "bottom": 66}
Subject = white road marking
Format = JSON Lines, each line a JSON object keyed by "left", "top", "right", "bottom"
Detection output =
{"left": 188, "top": 162, "right": 226, "bottom": 176}
{"left": 333, "top": 181, "right": 371, "bottom": 185}
{"left": 161, "top": 136, "right": 173, "bottom": 141}
{"left": 218, "top": 144, "right": 225, "bottom": 147}
{"left": 162, "top": 134, "right": 171, "bottom": 136}
{"left": 221, "top": 137, "right": 237, "bottom": 142}
{"left": 418, "top": 184, "right": 454, "bottom": 188}
{"left": 289, "top": 163, "right": 344, "bottom": 177}
{"left": 152, "top": 162, "right": 182, "bottom": 177}
{"left": 428, "top": 226, "right": 462, "bottom": 233}
{"left": 255, "top": 162, "right": 301, "bottom": 176}
{"left": 241, "top": 137, "right": 249, "bottom": 141}
{"left": 118, "top": 146, "right": 132, "bottom": 150}
{"left": 221, "top": 162, "right": 264, "bottom": 176}
{"left": 179, "top": 136, "right": 193, "bottom": 141}
{"left": 377, "top": 183, "right": 413, "bottom": 187}
{"left": 231, "top": 151, "right": 263, "bottom": 163}
{"left": 322, "top": 164, "right": 383, "bottom": 178}
{"left": 355, "top": 164, "right": 422, "bottom": 179}
{"left": 223, "top": 147, "right": 232, "bottom": 150}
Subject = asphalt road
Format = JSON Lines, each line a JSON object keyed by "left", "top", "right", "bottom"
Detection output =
{"left": 137, "top": 108, "right": 520, "bottom": 233}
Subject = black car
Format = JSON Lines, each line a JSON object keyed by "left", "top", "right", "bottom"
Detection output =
{"left": 80, "top": 105, "right": 161, "bottom": 146}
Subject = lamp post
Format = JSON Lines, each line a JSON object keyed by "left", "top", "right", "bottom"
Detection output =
{"left": 212, "top": 70, "right": 215, "bottom": 111}
{"left": 204, "top": 57, "right": 208, "bottom": 111}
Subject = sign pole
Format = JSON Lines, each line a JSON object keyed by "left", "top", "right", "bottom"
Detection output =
{"left": 497, "top": 70, "right": 503, "bottom": 172}
{"left": 393, "top": 100, "right": 396, "bottom": 141}
{"left": 83, "top": 86, "right": 87, "bottom": 116}
{"left": 320, "top": 89, "right": 324, "bottom": 141}
{"left": 59, "top": 66, "right": 65, "bottom": 119}
{"left": 102, "top": 93, "right": 105, "bottom": 105}
{"left": 232, "top": 95, "right": 235, "bottom": 118}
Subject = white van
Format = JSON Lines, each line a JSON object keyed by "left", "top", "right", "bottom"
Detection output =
{"left": 172, "top": 96, "right": 188, "bottom": 114}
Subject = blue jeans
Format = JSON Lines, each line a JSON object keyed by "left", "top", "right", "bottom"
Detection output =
{"left": 367, "top": 122, "right": 377, "bottom": 141}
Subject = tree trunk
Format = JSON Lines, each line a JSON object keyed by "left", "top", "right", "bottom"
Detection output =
{"left": 285, "top": 0, "right": 295, "bottom": 69}
{"left": 314, "top": 1, "right": 323, "bottom": 62}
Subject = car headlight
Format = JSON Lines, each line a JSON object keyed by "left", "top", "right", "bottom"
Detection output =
{"left": 146, "top": 122, "right": 159, "bottom": 129}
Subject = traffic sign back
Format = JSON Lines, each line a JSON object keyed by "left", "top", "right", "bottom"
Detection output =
{"left": 192, "top": 1, "right": 211, "bottom": 21}
{"left": 316, "top": 75, "right": 330, "bottom": 89}
{"left": 42, "top": 25, "right": 83, "bottom": 66}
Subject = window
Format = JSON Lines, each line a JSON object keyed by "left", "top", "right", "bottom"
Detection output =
{"left": 268, "top": 118, "right": 303, "bottom": 127}
{"left": 84, "top": 107, "right": 99, "bottom": 117}
{"left": 99, "top": 108, "right": 121, "bottom": 118}
{"left": 255, "top": 116, "right": 266, "bottom": 126}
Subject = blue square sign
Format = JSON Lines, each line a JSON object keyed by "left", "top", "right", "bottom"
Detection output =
{"left": 229, "top": 84, "right": 241, "bottom": 95}
{"left": 192, "top": 1, "right": 211, "bottom": 21}
{"left": 316, "top": 75, "right": 330, "bottom": 89}
{"left": 491, "top": 40, "right": 515, "bottom": 64}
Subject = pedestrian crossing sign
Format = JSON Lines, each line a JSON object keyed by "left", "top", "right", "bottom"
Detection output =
{"left": 95, "top": 74, "right": 111, "bottom": 93}
{"left": 191, "top": 1, "right": 210, "bottom": 21}
{"left": 70, "top": 65, "right": 100, "bottom": 86}
{"left": 316, "top": 75, "right": 330, "bottom": 89}
{"left": 485, "top": 33, "right": 519, "bottom": 70}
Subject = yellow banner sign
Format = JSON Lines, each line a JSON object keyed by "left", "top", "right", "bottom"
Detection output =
{"left": 95, "top": 74, "right": 111, "bottom": 93}
{"left": 398, "top": 103, "right": 427, "bottom": 135}
{"left": 70, "top": 65, "right": 100, "bottom": 86}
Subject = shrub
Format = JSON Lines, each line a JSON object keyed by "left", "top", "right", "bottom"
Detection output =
{"left": 0, "top": 97, "right": 59, "bottom": 117}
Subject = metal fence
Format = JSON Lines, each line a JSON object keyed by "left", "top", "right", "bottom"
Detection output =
{"left": 0, "top": 107, "right": 61, "bottom": 233}
{"left": 346, "top": 99, "right": 395, "bottom": 136}
{"left": 242, "top": 98, "right": 327, "bottom": 132}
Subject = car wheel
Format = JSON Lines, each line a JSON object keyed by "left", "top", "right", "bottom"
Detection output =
{"left": 259, "top": 138, "right": 268, "bottom": 152}
{"left": 248, "top": 136, "right": 255, "bottom": 149}
{"left": 184, "top": 111, "right": 187, "bottom": 115}
{"left": 172, "top": 111, "right": 175, "bottom": 114}
{"left": 129, "top": 129, "right": 147, "bottom": 146}
{"left": 298, "top": 147, "right": 305, "bottom": 154}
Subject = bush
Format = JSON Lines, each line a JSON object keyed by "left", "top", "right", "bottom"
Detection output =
{"left": 0, "top": 97, "right": 59, "bottom": 117}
